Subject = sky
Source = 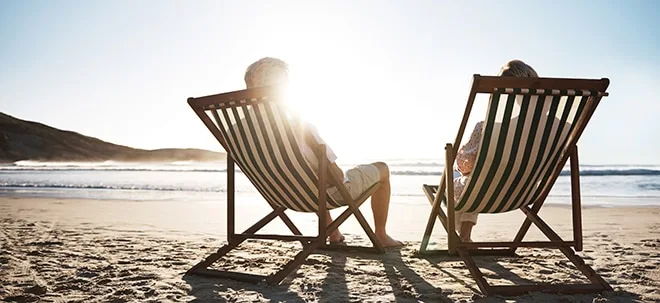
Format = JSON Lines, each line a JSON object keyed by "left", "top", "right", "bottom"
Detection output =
{"left": 1, "top": 0, "right": 659, "bottom": 165}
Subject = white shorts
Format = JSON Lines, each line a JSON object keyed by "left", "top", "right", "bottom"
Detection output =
{"left": 328, "top": 164, "right": 380, "bottom": 202}
{"left": 454, "top": 175, "right": 479, "bottom": 230}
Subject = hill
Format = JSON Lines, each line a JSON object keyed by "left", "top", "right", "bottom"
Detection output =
{"left": 0, "top": 112, "right": 225, "bottom": 163}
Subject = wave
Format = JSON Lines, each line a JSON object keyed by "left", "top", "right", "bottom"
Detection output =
{"left": 2, "top": 161, "right": 660, "bottom": 177}
{"left": 572, "top": 169, "right": 660, "bottom": 177}
{"left": 639, "top": 183, "right": 660, "bottom": 191}
{"left": 2, "top": 167, "right": 660, "bottom": 177}
{"left": 2, "top": 183, "right": 658, "bottom": 200}
{"left": 0, "top": 183, "right": 227, "bottom": 192}
{"left": 1, "top": 167, "right": 230, "bottom": 173}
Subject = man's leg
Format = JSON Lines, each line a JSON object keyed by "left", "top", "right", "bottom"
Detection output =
{"left": 370, "top": 162, "right": 403, "bottom": 247}
{"left": 326, "top": 210, "right": 344, "bottom": 243}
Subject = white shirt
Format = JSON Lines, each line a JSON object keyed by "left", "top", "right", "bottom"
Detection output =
{"left": 295, "top": 121, "right": 338, "bottom": 172}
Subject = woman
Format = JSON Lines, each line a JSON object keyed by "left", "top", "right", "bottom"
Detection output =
{"left": 454, "top": 59, "right": 539, "bottom": 242}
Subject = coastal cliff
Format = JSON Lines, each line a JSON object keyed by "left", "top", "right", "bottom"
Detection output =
{"left": 0, "top": 112, "right": 224, "bottom": 163}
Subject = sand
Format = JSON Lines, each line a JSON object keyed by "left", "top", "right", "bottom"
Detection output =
{"left": 0, "top": 196, "right": 658, "bottom": 302}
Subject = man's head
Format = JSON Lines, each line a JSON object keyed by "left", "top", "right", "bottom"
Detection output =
{"left": 244, "top": 57, "right": 289, "bottom": 89}
{"left": 498, "top": 60, "right": 538, "bottom": 78}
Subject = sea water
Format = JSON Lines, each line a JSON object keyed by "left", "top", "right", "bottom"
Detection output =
{"left": 1, "top": 160, "right": 659, "bottom": 207}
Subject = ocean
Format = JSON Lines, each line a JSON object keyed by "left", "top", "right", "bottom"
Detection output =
{"left": 1, "top": 160, "right": 659, "bottom": 207}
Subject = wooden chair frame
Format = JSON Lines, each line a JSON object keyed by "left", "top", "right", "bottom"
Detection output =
{"left": 418, "top": 75, "right": 612, "bottom": 296}
{"left": 185, "top": 87, "right": 385, "bottom": 285}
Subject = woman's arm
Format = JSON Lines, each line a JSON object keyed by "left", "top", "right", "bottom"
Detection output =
{"left": 455, "top": 121, "right": 484, "bottom": 175}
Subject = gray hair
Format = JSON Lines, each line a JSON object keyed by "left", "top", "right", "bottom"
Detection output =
{"left": 244, "top": 57, "right": 289, "bottom": 88}
{"left": 498, "top": 60, "right": 538, "bottom": 78}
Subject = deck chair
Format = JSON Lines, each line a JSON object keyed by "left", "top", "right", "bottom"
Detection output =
{"left": 419, "top": 75, "right": 611, "bottom": 296}
{"left": 186, "top": 86, "right": 385, "bottom": 285}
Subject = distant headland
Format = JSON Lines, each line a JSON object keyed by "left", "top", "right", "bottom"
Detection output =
{"left": 0, "top": 112, "right": 225, "bottom": 163}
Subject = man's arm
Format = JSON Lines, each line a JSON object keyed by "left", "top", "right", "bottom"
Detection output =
{"left": 303, "top": 129, "right": 344, "bottom": 185}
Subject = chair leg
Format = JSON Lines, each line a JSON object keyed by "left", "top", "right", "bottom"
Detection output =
{"left": 417, "top": 204, "right": 513, "bottom": 256}
{"left": 417, "top": 204, "right": 610, "bottom": 296}
{"left": 275, "top": 208, "right": 303, "bottom": 236}
{"left": 520, "top": 206, "right": 612, "bottom": 290}
{"left": 569, "top": 145, "right": 583, "bottom": 252}
{"left": 187, "top": 208, "right": 292, "bottom": 277}
{"left": 456, "top": 248, "right": 492, "bottom": 295}
{"left": 323, "top": 184, "right": 385, "bottom": 253}
{"left": 420, "top": 185, "right": 450, "bottom": 253}
{"left": 186, "top": 209, "right": 279, "bottom": 274}
{"left": 419, "top": 198, "right": 440, "bottom": 252}
{"left": 510, "top": 200, "right": 544, "bottom": 253}
{"left": 344, "top": 201, "right": 385, "bottom": 253}
{"left": 187, "top": 242, "right": 243, "bottom": 275}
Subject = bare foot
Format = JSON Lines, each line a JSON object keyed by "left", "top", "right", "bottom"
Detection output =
{"left": 328, "top": 230, "right": 345, "bottom": 244}
{"left": 376, "top": 234, "right": 404, "bottom": 248}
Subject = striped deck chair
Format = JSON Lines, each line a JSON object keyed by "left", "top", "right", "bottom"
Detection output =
{"left": 419, "top": 75, "right": 611, "bottom": 296}
{"left": 186, "top": 86, "right": 385, "bottom": 285}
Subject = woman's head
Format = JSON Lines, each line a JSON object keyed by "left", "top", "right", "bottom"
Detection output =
{"left": 244, "top": 57, "right": 289, "bottom": 88}
{"left": 498, "top": 60, "right": 538, "bottom": 78}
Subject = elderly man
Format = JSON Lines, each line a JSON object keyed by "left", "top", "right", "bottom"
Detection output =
{"left": 243, "top": 57, "right": 402, "bottom": 247}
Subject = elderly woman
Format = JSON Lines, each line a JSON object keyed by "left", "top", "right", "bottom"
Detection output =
{"left": 454, "top": 60, "right": 539, "bottom": 242}
{"left": 243, "top": 57, "right": 403, "bottom": 247}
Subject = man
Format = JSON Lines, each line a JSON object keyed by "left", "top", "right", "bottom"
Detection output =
{"left": 244, "top": 57, "right": 402, "bottom": 247}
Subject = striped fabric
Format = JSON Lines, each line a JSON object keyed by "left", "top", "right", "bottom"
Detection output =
{"left": 202, "top": 96, "right": 343, "bottom": 213}
{"left": 456, "top": 89, "right": 593, "bottom": 213}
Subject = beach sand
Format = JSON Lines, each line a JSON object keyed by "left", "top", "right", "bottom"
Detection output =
{"left": 0, "top": 196, "right": 658, "bottom": 302}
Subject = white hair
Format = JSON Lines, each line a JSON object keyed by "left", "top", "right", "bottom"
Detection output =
{"left": 244, "top": 57, "right": 289, "bottom": 88}
{"left": 498, "top": 60, "right": 538, "bottom": 78}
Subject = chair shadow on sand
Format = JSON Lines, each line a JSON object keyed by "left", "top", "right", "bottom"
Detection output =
{"left": 313, "top": 246, "right": 451, "bottom": 302}
{"left": 415, "top": 243, "right": 642, "bottom": 302}
{"left": 182, "top": 239, "right": 642, "bottom": 302}
{"left": 182, "top": 240, "right": 452, "bottom": 302}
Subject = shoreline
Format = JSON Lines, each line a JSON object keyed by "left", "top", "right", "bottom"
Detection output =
{"left": 1, "top": 196, "right": 658, "bottom": 302}
{"left": 2, "top": 189, "right": 659, "bottom": 208}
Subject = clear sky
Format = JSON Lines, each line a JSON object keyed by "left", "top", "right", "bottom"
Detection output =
{"left": 1, "top": 1, "right": 658, "bottom": 164}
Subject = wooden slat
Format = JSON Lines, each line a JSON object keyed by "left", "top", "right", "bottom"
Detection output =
{"left": 227, "top": 156, "right": 235, "bottom": 241}
{"left": 317, "top": 144, "right": 328, "bottom": 240}
{"left": 474, "top": 75, "right": 610, "bottom": 93}
{"left": 445, "top": 144, "right": 457, "bottom": 254}
{"left": 570, "top": 146, "right": 583, "bottom": 251}
{"left": 419, "top": 184, "right": 442, "bottom": 252}
{"left": 456, "top": 248, "right": 491, "bottom": 295}
{"left": 188, "top": 86, "right": 283, "bottom": 110}
{"left": 233, "top": 234, "right": 318, "bottom": 242}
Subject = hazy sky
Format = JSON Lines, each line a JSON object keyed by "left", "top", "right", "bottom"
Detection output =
{"left": 1, "top": 1, "right": 658, "bottom": 164}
